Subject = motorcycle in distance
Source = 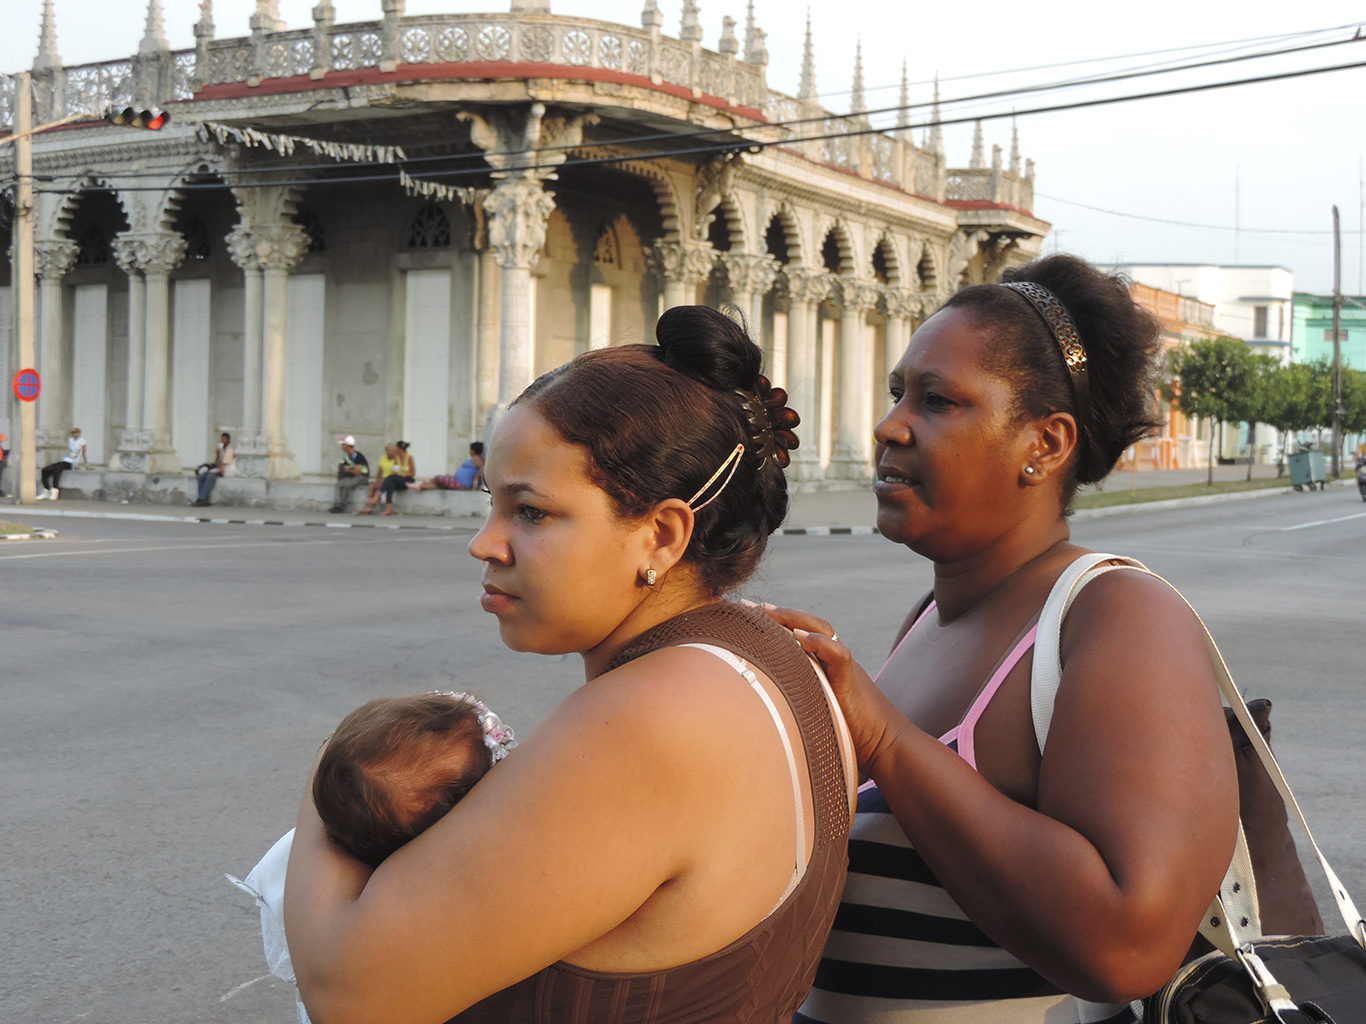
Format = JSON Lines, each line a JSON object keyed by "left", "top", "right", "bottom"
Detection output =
{"left": 1356, "top": 453, "right": 1366, "bottom": 502}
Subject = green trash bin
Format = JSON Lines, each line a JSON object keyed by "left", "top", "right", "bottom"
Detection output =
{"left": 1287, "top": 450, "right": 1326, "bottom": 491}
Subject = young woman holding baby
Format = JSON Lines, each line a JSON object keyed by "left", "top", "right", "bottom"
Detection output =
{"left": 284, "top": 305, "right": 857, "bottom": 1024}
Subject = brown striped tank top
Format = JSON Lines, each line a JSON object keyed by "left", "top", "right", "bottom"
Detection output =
{"left": 453, "top": 601, "right": 851, "bottom": 1024}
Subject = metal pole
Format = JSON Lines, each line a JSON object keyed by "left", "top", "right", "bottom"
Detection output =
{"left": 15, "top": 73, "right": 37, "bottom": 505}
{"left": 1331, "top": 205, "right": 1343, "bottom": 479}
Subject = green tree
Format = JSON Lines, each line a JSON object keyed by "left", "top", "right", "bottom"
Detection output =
{"left": 1338, "top": 367, "right": 1366, "bottom": 463}
{"left": 1233, "top": 354, "right": 1281, "bottom": 480}
{"left": 1262, "top": 361, "right": 1332, "bottom": 473}
{"left": 1168, "top": 337, "right": 1256, "bottom": 484}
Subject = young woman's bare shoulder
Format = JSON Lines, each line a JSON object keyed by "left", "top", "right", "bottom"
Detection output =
{"left": 538, "top": 645, "right": 769, "bottom": 767}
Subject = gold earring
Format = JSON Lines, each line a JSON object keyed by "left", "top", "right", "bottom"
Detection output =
{"left": 644, "top": 568, "right": 657, "bottom": 586}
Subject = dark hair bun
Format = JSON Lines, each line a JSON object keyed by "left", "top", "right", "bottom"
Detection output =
{"left": 655, "top": 305, "right": 763, "bottom": 395}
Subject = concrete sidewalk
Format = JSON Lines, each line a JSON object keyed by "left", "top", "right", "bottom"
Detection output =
{"left": 1, "top": 462, "right": 1322, "bottom": 534}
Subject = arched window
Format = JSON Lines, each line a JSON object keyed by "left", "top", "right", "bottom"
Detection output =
{"left": 593, "top": 222, "right": 619, "bottom": 268}
{"left": 180, "top": 216, "right": 211, "bottom": 261}
{"left": 764, "top": 216, "right": 790, "bottom": 265}
{"left": 821, "top": 232, "right": 842, "bottom": 273}
{"left": 706, "top": 209, "right": 732, "bottom": 252}
{"left": 917, "top": 246, "right": 936, "bottom": 291}
{"left": 74, "top": 224, "right": 110, "bottom": 266}
{"left": 293, "top": 207, "right": 325, "bottom": 254}
{"left": 871, "top": 242, "right": 891, "bottom": 285}
{"left": 406, "top": 200, "right": 451, "bottom": 249}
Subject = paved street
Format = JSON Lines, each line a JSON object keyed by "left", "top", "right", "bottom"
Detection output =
{"left": 2, "top": 488, "right": 1364, "bottom": 1023}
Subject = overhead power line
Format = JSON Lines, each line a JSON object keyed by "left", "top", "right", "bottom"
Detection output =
{"left": 37, "top": 23, "right": 1363, "bottom": 183}
{"left": 40, "top": 51, "right": 1364, "bottom": 195}
{"left": 1036, "top": 192, "right": 1365, "bottom": 237}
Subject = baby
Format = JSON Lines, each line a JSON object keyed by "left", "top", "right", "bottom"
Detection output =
{"left": 228, "top": 691, "right": 516, "bottom": 1023}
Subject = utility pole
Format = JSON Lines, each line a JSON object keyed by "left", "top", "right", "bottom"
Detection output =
{"left": 14, "top": 73, "right": 37, "bottom": 505}
{"left": 1331, "top": 205, "right": 1343, "bottom": 479}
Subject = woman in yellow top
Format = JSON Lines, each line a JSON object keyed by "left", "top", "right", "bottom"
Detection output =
{"left": 361, "top": 444, "right": 397, "bottom": 513}
{"left": 376, "top": 441, "right": 416, "bottom": 516}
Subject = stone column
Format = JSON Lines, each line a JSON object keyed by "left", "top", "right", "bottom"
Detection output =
{"left": 111, "top": 238, "right": 149, "bottom": 471}
{"left": 459, "top": 103, "right": 595, "bottom": 436}
{"left": 884, "top": 290, "right": 920, "bottom": 380}
{"left": 485, "top": 176, "right": 556, "bottom": 415}
{"left": 227, "top": 226, "right": 266, "bottom": 456}
{"left": 648, "top": 241, "right": 716, "bottom": 310}
{"left": 33, "top": 240, "right": 77, "bottom": 454}
{"left": 720, "top": 253, "right": 779, "bottom": 344}
{"left": 140, "top": 234, "right": 188, "bottom": 472}
{"left": 786, "top": 271, "right": 832, "bottom": 482}
{"left": 831, "top": 282, "right": 878, "bottom": 479}
{"left": 257, "top": 225, "right": 308, "bottom": 478}
{"left": 475, "top": 246, "right": 501, "bottom": 432}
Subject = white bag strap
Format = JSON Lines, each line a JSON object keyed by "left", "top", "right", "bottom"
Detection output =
{"left": 1031, "top": 552, "right": 1143, "bottom": 753}
{"left": 1030, "top": 553, "right": 1366, "bottom": 956}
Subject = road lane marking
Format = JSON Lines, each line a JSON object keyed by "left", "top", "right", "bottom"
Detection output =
{"left": 0, "top": 539, "right": 341, "bottom": 561}
{"left": 219, "top": 973, "right": 274, "bottom": 1002}
{"left": 1276, "top": 511, "right": 1366, "bottom": 532}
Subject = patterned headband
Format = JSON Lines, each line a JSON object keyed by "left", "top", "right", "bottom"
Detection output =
{"left": 1000, "top": 281, "right": 1090, "bottom": 433}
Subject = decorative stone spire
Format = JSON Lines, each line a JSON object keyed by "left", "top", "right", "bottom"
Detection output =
{"left": 196, "top": 0, "right": 214, "bottom": 37}
{"left": 251, "top": 0, "right": 285, "bottom": 34}
{"left": 1009, "top": 115, "right": 1021, "bottom": 174}
{"left": 641, "top": 0, "right": 663, "bottom": 30}
{"left": 743, "top": 0, "right": 761, "bottom": 63}
{"left": 680, "top": 0, "right": 702, "bottom": 44}
{"left": 718, "top": 16, "right": 738, "bottom": 56}
{"left": 34, "top": 0, "right": 61, "bottom": 71}
{"left": 896, "top": 59, "right": 910, "bottom": 130}
{"left": 969, "top": 119, "right": 985, "bottom": 169}
{"left": 140, "top": 0, "right": 170, "bottom": 54}
{"left": 927, "top": 73, "right": 943, "bottom": 155}
{"left": 797, "top": 10, "right": 817, "bottom": 102}
{"left": 850, "top": 38, "right": 866, "bottom": 121}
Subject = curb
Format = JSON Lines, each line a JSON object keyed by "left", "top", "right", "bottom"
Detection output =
{"left": 6, "top": 507, "right": 476, "bottom": 532}
{"left": 1070, "top": 479, "right": 1353, "bottom": 523}
{"left": 0, "top": 529, "right": 59, "bottom": 541}
{"left": 3, "top": 480, "right": 1349, "bottom": 535}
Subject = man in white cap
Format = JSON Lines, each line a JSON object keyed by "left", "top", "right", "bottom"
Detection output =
{"left": 330, "top": 436, "right": 370, "bottom": 513}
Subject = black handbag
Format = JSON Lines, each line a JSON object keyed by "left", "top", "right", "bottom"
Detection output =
{"left": 1150, "top": 935, "right": 1366, "bottom": 1023}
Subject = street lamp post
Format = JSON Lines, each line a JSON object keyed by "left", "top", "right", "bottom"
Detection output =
{"left": 1331, "top": 206, "right": 1343, "bottom": 479}
{"left": 13, "top": 73, "right": 37, "bottom": 504}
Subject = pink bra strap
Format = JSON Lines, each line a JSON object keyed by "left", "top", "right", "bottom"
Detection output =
{"left": 955, "top": 625, "right": 1037, "bottom": 770}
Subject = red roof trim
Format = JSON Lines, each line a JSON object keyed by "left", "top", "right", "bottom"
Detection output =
{"left": 192, "top": 62, "right": 768, "bottom": 122}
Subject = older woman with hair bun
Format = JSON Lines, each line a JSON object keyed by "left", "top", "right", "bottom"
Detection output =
{"left": 283, "top": 305, "right": 856, "bottom": 1024}
{"left": 769, "top": 255, "right": 1241, "bottom": 1022}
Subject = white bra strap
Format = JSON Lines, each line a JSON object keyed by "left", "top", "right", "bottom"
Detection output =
{"left": 682, "top": 643, "right": 807, "bottom": 901}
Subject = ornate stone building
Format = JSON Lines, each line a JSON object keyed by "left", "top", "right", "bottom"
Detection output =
{"left": 1, "top": 0, "right": 1047, "bottom": 505}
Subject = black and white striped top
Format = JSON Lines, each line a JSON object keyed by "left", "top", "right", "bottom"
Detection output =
{"left": 795, "top": 781, "right": 1140, "bottom": 1023}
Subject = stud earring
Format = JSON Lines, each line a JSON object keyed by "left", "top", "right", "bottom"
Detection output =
{"left": 644, "top": 568, "right": 657, "bottom": 586}
{"left": 1024, "top": 465, "right": 1037, "bottom": 477}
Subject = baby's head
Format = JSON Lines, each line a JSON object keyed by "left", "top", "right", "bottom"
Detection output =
{"left": 313, "top": 692, "right": 511, "bottom": 867}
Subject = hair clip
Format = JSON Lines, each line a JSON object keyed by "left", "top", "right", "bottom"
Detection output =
{"left": 738, "top": 376, "right": 801, "bottom": 469}
{"left": 429, "top": 691, "right": 517, "bottom": 761}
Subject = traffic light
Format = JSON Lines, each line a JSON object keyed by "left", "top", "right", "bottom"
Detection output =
{"left": 106, "top": 106, "right": 170, "bottom": 130}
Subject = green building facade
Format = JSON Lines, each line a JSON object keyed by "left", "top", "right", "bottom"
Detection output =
{"left": 1292, "top": 293, "right": 1366, "bottom": 370}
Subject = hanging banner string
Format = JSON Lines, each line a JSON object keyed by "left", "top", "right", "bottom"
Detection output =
{"left": 196, "top": 120, "right": 478, "bottom": 204}
{"left": 397, "top": 168, "right": 480, "bottom": 206}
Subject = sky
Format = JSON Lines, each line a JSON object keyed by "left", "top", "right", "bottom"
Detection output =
{"left": 3, "top": 0, "right": 1365, "bottom": 294}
